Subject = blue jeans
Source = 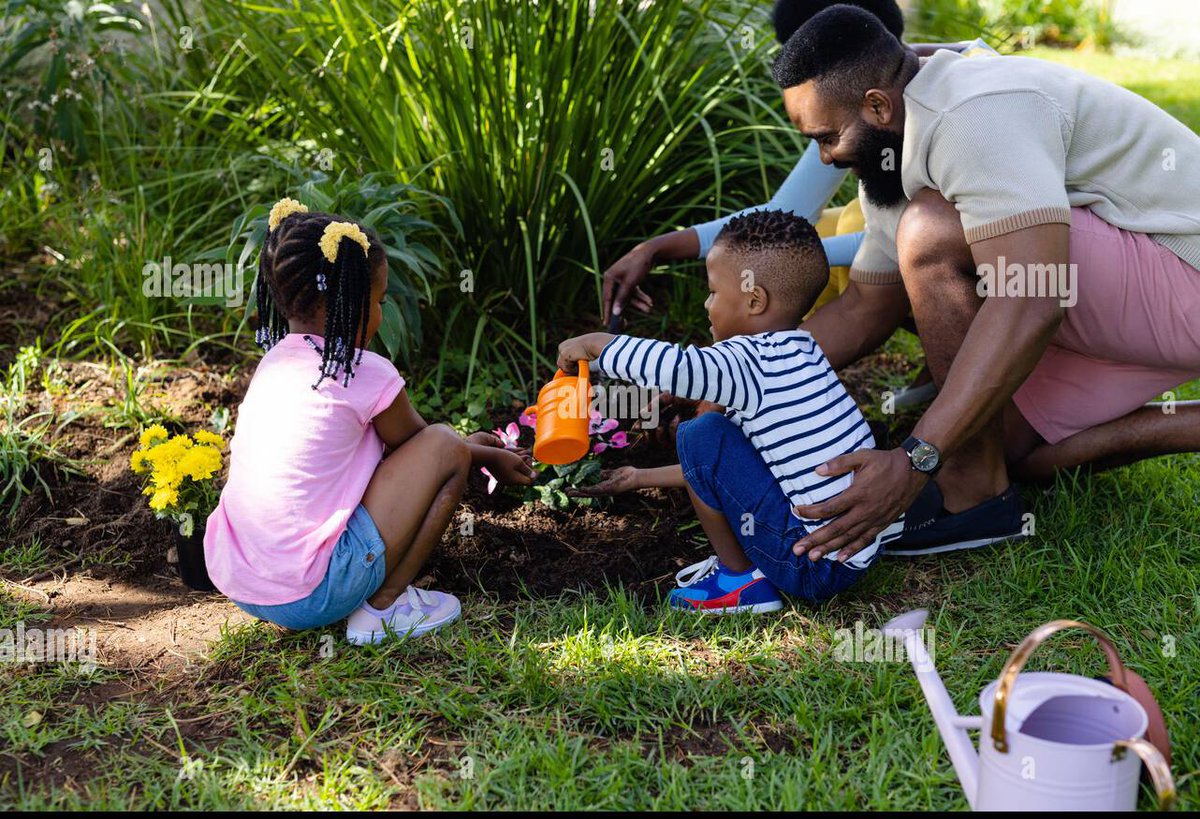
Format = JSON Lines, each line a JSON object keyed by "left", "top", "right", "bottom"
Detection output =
{"left": 233, "top": 504, "right": 387, "bottom": 630}
{"left": 676, "top": 412, "right": 875, "bottom": 602}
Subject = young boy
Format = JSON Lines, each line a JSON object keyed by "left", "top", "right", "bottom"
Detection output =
{"left": 557, "top": 210, "right": 903, "bottom": 613}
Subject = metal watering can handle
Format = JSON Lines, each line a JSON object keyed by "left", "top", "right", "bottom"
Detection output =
{"left": 991, "top": 619, "right": 1128, "bottom": 754}
{"left": 1112, "top": 738, "right": 1176, "bottom": 811}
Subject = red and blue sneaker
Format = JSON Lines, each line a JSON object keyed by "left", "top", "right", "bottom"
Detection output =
{"left": 667, "top": 556, "right": 784, "bottom": 615}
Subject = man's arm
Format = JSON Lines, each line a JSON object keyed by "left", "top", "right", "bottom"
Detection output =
{"left": 790, "top": 223, "right": 1068, "bottom": 563}
{"left": 912, "top": 224, "right": 1067, "bottom": 456}
{"left": 801, "top": 278, "right": 911, "bottom": 370}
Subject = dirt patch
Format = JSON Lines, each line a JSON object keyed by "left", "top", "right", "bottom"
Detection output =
{"left": 430, "top": 460, "right": 706, "bottom": 601}
{"left": 0, "top": 255, "right": 65, "bottom": 371}
{"left": 3, "top": 312, "right": 920, "bottom": 676}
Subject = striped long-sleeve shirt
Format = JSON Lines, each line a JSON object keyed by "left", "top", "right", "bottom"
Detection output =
{"left": 596, "top": 330, "right": 903, "bottom": 568}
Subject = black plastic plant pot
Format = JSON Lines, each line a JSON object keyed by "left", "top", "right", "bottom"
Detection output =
{"left": 176, "top": 527, "right": 217, "bottom": 592}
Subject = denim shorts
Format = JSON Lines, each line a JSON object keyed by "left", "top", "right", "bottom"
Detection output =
{"left": 676, "top": 412, "right": 875, "bottom": 602}
{"left": 233, "top": 504, "right": 388, "bottom": 630}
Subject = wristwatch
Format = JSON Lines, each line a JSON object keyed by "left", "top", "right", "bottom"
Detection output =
{"left": 902, "top": 436, "right": 942, "bottom": 476}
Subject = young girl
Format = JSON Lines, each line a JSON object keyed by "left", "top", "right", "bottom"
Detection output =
{"left": 204, "top": 198, "right": 535, "bottom": 644}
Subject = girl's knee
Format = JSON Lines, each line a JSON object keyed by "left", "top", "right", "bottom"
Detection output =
{"left": 421, "top": 424, "right": 470, "bottom": 475}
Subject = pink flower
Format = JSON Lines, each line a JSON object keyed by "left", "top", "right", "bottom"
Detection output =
{"left": 592, "top": 442, "right": 607, "bottom": 455}
{"left": 481, "top": 466, "right": 498, "bottom": 494}
{"left": 493, "top": 422, "right": 521, "bottom": 449}
{"left": 519, "top": 409, "right": 537, "bottom": 428}
{"left": 589, "top": 410, "right": 618, "bottom": 436}
{"left": 608, "top": 431, "right": 628, "bottom": 449}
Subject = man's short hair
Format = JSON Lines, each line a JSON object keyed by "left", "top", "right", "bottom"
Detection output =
{"left": 772, "top": 0, "right": 905, "bottom": 45}
{"left": 772, "top": 4, "right": 908, "bottom": 104}
{"left": 713, "top": 209, "right": 828, "bottom": 322}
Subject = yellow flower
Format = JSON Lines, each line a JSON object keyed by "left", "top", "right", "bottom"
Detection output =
{"left": 178, "top": 445, "right": 222, "bottom": 481}
{"left": 268, "top": 197, "right": 309, "bottom": 231}
{"left": 194, "top": 429, "right": 225, "bottom": 449}
{"left": 148, "top": 486, "right": 179, "bottom": 512}
{"left": 145, "top": 436, "right": 194, "bottom": 485}
{"left": 130, "top": 449, "right": 150, "bottom": 474}
{"left": 318, "top": 221, "right": 370, "bottom": 263}
{"left": 139, "top": 424, "right": 169, "bottom": 448}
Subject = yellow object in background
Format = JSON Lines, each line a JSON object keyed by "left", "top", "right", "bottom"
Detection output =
{"left": 808, "top": 197, "right": 864, "bottom": 317}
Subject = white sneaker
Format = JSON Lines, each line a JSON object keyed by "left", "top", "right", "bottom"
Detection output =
{"left": 345, "top": 585, "right": 461, "bottom": 645}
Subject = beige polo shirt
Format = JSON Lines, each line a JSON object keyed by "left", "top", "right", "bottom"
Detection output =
{"left": 851, "top": 51, "right": 1200, "bottom": 283}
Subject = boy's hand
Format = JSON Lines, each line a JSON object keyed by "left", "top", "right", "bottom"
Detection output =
{"left": 557, "top": 332, "right": 613, "bottom": 375}
{"left": 567, "top": 466, "right": 641, "bottom": 497}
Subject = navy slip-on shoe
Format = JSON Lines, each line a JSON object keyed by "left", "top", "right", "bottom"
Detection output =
{"left": 885, "top": 482, "right": 1028, "bottom": 557}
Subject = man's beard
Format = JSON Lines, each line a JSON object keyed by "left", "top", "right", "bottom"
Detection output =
{"left": 840, "top": 125, "right": 906, "bottom": 208}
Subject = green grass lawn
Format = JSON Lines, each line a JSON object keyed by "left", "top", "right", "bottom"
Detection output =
{"left": 2, "top": 49, "right": 1199, "bottom": 811}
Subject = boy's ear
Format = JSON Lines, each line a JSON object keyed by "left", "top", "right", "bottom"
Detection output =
{"left": 746, "top": 284, "right": 769, "bottom": 316}
{"left": 738, "top": 268, "right": 769, "bottom": 316}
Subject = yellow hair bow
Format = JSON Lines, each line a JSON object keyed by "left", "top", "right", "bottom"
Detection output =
{"left": 267, "top": 197, "right": 309, "bottom": 231}
{"left": 319, "top": 221, "right": 370, "bottom": 263}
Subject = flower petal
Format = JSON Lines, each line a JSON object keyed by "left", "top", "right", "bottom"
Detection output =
{"left": 609, "top": 431, "right": 628, "bottom": 448}
{"left": 481, "top": 466, "right": 498, "bottom": 494}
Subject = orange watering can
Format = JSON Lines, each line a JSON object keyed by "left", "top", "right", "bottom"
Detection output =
{"left": 524, "top": 360, "right": 591, "bottom": 465}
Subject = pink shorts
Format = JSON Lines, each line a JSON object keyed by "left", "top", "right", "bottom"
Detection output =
{"left": 1013, "top": 208, "right": 1200, "bottom": 445}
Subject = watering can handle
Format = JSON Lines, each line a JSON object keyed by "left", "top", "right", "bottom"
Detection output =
{"left": 524, "top": 361, "right": 591, "bottom": 418}
{"left": 551, "top": 360, "right": 590, "bottom": 380}
{"left": 990, "top": 619, "right": 1128, "bottom": 754}
{"left": 1112, "top": 738, "right": 1176, "bottom": 811}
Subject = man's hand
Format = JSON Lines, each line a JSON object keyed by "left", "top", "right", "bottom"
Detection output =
{"left": 602, "top": 245, "right": 656, "bottom": 323}
{"left": 557, "top": 332, "right": 613, "bottom": 375}
{"left": 567, "top": 466, "right": 642, "bottom": 497}
{"left": 791, "top": 448, "right": 925, "bottom": 562}
{"left": 602, "top": 230, "right": 701, "bottom": 323}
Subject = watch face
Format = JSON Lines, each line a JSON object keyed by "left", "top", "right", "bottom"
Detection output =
{"left": 911, "top": 442, "right": 940, "bottom": 472}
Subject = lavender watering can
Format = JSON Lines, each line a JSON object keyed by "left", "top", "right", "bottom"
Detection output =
{"left": 885, "top": 609, "right": 1176, "bottom": 811}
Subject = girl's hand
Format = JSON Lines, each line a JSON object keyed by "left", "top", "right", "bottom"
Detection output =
{"left": 466, "top": 431, "right": 503, "bottom": 448}
{"left": 466, "top": 432, "right": 536, "bottom": 484}
{"left": 486, "top": 447, "right": 538, "bottom": 486}
{"left": 567, "top": 466, "right": 642, "bottom": 497}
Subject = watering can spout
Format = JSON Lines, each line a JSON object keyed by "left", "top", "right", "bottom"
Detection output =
{"left": 885, "top": 609, "right": 981, "bottom": 809}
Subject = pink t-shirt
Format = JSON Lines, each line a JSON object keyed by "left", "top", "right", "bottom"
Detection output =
{"left": 204, "top": 334, "right": 404, "bottom": 605}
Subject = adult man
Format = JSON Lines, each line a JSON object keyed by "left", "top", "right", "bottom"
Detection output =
{"left": 778, "top": 5, "right": 1200, "bottom": 560}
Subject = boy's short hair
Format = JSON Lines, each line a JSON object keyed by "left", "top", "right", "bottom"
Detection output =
{"left": 772, "top": 0, "right": 905, "bottom": 45}
{"left": 712, "top": 209, "right": 828, "bottom": 322}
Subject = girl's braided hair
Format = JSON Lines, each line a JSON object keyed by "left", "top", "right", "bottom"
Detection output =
{"left": 255, "top": 201, "right": 386, "bottom": 389}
